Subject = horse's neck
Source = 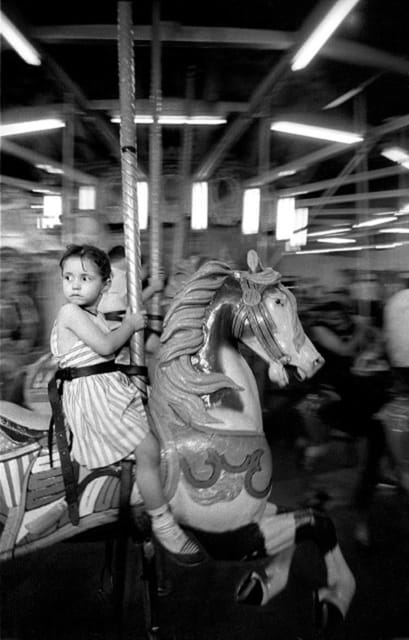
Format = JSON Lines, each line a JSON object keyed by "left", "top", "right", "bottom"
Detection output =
{"left": 198, "top": 312, "right": 264, "bottom": 434}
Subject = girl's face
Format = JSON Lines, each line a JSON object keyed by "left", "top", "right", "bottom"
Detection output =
{"left": 61, "top": 256, "right": 110, "bottom": 309}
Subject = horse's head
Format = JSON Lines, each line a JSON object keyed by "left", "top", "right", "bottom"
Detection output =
{"left": 232, "top": 251, "right": 324, "bottom": 387}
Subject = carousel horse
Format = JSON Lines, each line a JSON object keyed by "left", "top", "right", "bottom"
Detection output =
{"left": 0, "top": 250, "right": 355, "bottom": 632}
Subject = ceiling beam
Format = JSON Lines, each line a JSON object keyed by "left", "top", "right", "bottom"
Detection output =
{"left": 0, "top": 174, "right": 60, "bottom": 194}
{"left": 1, "top": 139, "right": 98, "bottom": 185}
{"left": 5, "top": 31, "right": 146, "bottom": 178}
{"left": 297, "top": 188, "right": 409, "bottom": 208}
{"left": 88, "top": 98, "right": 249, "bottom": 115}
{"left": 277, "top": 165, "right": 408, "bottom": 198}
{"left": 308, "top": 207, "right": 400, "bottom": 216}
{"left": 246, "top": 113, "right": 409, "bottom": 188}
{"left": 31, "top": 24, "right": 409, "bottom": 75}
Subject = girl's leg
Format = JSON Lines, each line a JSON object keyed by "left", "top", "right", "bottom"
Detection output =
{"left": 134, "top": 433, "right": 204, "bottom": 565}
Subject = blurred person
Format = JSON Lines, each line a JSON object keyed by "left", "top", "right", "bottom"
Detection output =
{"left": 50, "top": 244, "right": 203, "bottom": 564}
{"left": 296, "top": 297, "right": 391, "bottom": 540}
{"left": 98, "top": 245, "right": 164, "bottom": 378}
{"left": 297, "top": 299, "right": 370, "bottom": 460}
{"left": 99, "top": 245, "right": 163, "bottom": 318}
{"left": 0, "top": 247, "right": 40, "bottom": 401}
{"left": 377, "top": 282, "right": 409, "bottom": 497}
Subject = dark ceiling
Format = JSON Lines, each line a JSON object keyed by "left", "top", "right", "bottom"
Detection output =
{"left": 1, "top": 0, "right": 409, "bottom": 239}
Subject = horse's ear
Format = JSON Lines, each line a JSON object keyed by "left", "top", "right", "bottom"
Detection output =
{"left": 247, "top": 250, "right": 263, "bottom": 273}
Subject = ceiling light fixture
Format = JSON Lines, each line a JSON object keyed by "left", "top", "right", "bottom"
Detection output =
{"left": 378, "top": 228, "right": 409, "bottom": 234}
{"left": 0, "top": 9, "right": 41, "bottom": 66}
{"left": 291, "top": 0, "right": 361, "bottom": 71}
{"left": 0, "top": 119, "right": 65, "bottom": 137}
{"left": 295, "top": 241, "right": 405, "bottom": 255}
{"left": 191, "top": 182, "right": 208, "bottom": 230}
{"left": 137, "top": 182, "right": 149, "bottom": 230}
{"left": 317, "top": 237, "right": 356, "bottom": 244}
{"left": 278, "top": 169, "right": 297, "bottom": 177}
{"left": 381, "top": 146, "right": 409, "bottom": 170}
{"left": 353, "top": 215, "right": 397, "bottom": 228}
{"left": 270, "top": 121, "right": 363, "bottom": 144}
{"left": 35, "top": 163, "right": 64, "bottom": 175}
{"left": 308, "top": 226, "right": 351, "bottom": 237}
{"left": 242, "top": 188, "right": 261, "bottom": 235}
{"left": 111, "top": 115, "right": 226, "bottom": 126}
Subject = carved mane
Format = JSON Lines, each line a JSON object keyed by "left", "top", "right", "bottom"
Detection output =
{"left": 150, "top": 260, "right": 240, "bottom": 431}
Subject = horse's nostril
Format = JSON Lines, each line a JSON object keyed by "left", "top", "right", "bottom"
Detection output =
{"left": 315, "top": 356, "right": 325, "bottom": 368}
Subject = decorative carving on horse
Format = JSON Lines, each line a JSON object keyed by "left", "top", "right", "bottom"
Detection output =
{"left": 0, "top": 250, "right": 355, "bottom": 631}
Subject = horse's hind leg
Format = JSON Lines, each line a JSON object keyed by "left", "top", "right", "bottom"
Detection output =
{"left": 236, "top": 504, "right": 296, "bottom": 606}
{"left": 236, "top": 506, "right": 355, "bottom": 624}
{"left": 235, "top": 546, "right": 295, "bottom": 606}
{"left": 295, "top": 509, "right": 355, "bottom": 624}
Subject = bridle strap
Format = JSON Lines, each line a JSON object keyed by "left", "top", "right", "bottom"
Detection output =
{"left": 232, "top": 277, "right": 288, "bottom": 363}
{"left": 246, "top": 302, "right": 287, "bottom": 362}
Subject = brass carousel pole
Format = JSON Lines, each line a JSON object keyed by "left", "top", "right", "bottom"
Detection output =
{"left": 148, "top": 0, "right": 163, "bottom": 335}
{"left": 116, "top": 8, "right": 158, "bottom": 639}
{"left": 117, "top": 2, "right": 145, "bottom": 376}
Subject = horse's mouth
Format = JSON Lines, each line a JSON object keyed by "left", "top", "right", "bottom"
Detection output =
{"left": 285, "top": 364, "right": 306, "bottom": 383}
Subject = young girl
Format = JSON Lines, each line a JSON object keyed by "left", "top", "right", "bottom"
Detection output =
{"left": 51, "top": 244, "right": 203, "bottom": 565}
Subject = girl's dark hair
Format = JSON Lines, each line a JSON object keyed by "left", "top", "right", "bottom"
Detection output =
{"left": 60, "top": 244, "right": 111, "bottom": 281}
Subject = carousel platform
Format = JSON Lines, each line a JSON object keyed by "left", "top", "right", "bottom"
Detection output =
{"left": 1, "top": 418, "right": 409, "bottom": 640}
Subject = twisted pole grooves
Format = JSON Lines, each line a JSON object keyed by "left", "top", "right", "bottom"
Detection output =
{"left": 148, "top": 0, "right": 163, "bottom": 334}
{"left": 117, "top": 2, "right": 144, "bottom": 369}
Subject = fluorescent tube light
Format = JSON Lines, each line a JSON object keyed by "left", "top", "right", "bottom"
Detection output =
{"left": 0, "top": 10, "right": 41, "bottom": 66}
{"left": 296, "top": 245, "right": 364, "bottom": 254}
{"left": 397, "top": 204, "right": 409, "bottom": 216}
{"left": 137, "top": 182, "right": 149, "bottom": 230}
{"left": 78, "top": 186, "right": 96, "bottom": 210}
{"left": 191, "top": 182, "right": 208, "bottom": 230}
{"left": 111, "top": 115, "right": 226, "bottom": 126}
{"left": 241, "top": 188, "right": 261, "bottom": 235}
{"left": 0, "top": 119, "right": 65, "bottom": 137}
{"left": 276, "top": 197, "right": 295, "bottom": 240}
{"left": 308, "top": 227, "right": 351, "bottom": 237}
{"left": 378, "top": 228, "right": 409, "bottom": 234}
{"left": 289, "top": 207, "right": 309, "bottom": 247}
{"left": 36, "top": 163, "right": 64, "bottom": 175}
{"left": 353, "top": 216, "right": 397, "bottom": 228}
{"left": 381, "top": 146, "right": 409, "bottom": 170}
{"left": 295, "top": 241, "right": 406, "bottom": 255}
{"left": 317, "top": 237, "right": 356, "bottom": 244}
{"left": 271, "top": 121, "right": 362, "bottom": 144}
{"left": 291, "top": 0, "right": 361, "bottom": 71}
{"left": 38, "top": 195, "right": 62, "bottom": 229}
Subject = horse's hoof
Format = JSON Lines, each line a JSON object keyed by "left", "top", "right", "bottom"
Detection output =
{"left": 313, "top": 591, "right": 344, "bottom": 632}
{"left": 235, "top": 571, "right": 265, "bottom": 606}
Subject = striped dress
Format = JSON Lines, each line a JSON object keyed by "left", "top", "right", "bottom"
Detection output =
{"left": 50, "top": 312, "right": 149, "bottom": 469}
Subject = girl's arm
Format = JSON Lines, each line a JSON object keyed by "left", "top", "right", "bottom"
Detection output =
{"left": 58, "top": 303, "right": 146, "bottom": 356}
{"left": 142, "top": 277, "right": 164, "bottom": 303}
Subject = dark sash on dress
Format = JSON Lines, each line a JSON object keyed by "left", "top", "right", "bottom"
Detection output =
{"left": 48, "top": 361, "right": 148, "bottom": 526}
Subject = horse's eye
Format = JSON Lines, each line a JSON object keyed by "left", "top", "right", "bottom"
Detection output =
{"left": 275, "top": 298, "right": 282, "bottom": 305}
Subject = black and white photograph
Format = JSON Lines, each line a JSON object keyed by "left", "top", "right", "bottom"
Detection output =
{"left": 1, "top": 1, "right": 408, "bottom": 638}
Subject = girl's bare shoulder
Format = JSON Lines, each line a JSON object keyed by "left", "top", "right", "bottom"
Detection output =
{"left": 57, "top": 303, "right": 85, "bottom": 323}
